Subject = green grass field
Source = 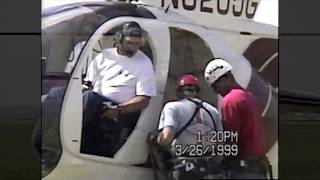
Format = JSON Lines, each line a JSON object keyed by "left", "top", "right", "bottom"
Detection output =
{"left": 0, "top": 121, "right": 41, "bottom": 179}
{"left": 280, "top": 120, "right": 320, "bottom": 179}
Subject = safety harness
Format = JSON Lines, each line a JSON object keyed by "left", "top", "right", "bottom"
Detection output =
{"left": 147, "top": 98, "right": 219, "bottom": 180}
{"left": 147, "top": 98, "right": 274, "bottom": 179}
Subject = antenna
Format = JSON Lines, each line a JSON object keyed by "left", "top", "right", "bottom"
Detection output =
{"left": 165, "top": 3, "right": 170, "bottom": 13}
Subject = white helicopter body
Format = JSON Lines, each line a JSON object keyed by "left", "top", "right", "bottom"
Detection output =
{"left": 41, "top": 0, "right": 278, "bottom": 179}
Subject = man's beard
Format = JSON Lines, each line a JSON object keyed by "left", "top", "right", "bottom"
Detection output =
{"left": 123, "top": 49, "right": 136, "bottom": 57}
{"left": 118, "top": 47, "right": 136, "bottom": 57}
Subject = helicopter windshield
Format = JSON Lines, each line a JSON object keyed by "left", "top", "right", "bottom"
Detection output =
{"left": 41, "top": 6, "right": 109, "bottom": 176}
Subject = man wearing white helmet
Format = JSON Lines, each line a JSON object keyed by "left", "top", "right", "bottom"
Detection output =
{"left": 204, "top": 58, "right": 269, "bottom": 179}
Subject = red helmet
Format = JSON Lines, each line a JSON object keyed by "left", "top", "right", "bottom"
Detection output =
{"left": 176, "top": 74, "right": 200, "bottom": 91}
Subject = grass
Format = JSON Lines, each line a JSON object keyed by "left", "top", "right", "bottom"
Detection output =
{"left": 280, "top": 121, "right": 320, "bottom": 179}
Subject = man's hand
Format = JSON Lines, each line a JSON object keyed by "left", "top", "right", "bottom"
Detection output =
{"left": 156, "top": 133, "right": 164, "bottom": 145}
{"left": 82, "top": 84, "right": 91, "bottom": 91}
{"left": 82, "top": 81, "right": 93, "bottom": 92}
{"left": 147, "top": 132, "right": 160, "bottom": 145}
{"left": 100, "top": 106, "right": 121, "bottom": 122}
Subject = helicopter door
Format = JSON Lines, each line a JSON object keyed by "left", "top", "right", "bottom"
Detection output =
{"left": 59, "top": 17, "right": 170, "bottom": 165}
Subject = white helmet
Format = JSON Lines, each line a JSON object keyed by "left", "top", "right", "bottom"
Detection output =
{"left": 204, "top": 58, "right": 233, "bottom": 85}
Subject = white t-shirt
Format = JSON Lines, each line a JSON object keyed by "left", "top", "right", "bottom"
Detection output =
{"left": 158, "top": 98, "right": 223, "bottom": 152}
{"left": 84, "top": 48, "right": 156, "bottom": 104}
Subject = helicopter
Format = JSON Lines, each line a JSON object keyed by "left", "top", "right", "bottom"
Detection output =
{"left": 40, "top": 0, "right": 278, "bottom": 179}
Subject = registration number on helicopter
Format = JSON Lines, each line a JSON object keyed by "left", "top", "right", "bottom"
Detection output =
{"left": 161, "top": 0, "right": 259, "bottom": 19}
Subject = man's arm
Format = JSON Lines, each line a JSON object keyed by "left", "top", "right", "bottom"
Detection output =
{"left": 118, "top": 95, "right": 150, "bottom": 113}
{"left": 100, "top": 95, "right": 150, "bottom": 120}
{"left": 156, "top": 103, "right": 177, "bottom": 146}
{"left": 82, "top": 54, "right": 102, "bottom": 90}
{"left": 157, "top": 126, "right": 175, "bottom": 146}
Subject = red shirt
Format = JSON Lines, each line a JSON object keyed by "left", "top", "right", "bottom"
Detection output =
{"left": 221, "top": 86, "right": 265, "bottom": 157}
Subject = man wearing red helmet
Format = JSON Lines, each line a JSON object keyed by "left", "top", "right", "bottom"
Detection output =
{"left": 156, "top": 73, "right": 224, "bottom": 179}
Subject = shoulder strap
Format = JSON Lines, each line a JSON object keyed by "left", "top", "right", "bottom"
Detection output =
{"left": 187, "top": 98, "right": 217, "bottom": 131}
{"left": 173, "top": 99, "right": 203, "bottom": 140}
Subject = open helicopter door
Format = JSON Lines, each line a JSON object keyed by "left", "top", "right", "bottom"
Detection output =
{"left": 44, "top": 17, "right": 170, "bottom": 180}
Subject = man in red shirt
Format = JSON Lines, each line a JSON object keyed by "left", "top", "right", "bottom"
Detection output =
{"left": 204, "top": 58, "right": 270, "bottom": 179}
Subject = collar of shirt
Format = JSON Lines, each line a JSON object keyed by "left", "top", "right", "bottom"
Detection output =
{"left": 114, "top": 48, "right": 138, "bottom": 59}
{"left": 224, "top": 85, "right": 243, "bottom": 96}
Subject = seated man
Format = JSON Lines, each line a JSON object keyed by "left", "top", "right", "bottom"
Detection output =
{"left": 81, "top": 21, "right": 156, "bottom": 156}
{"left": 155, "top": 74, "right": 224, "bottom": 180}
{"left": 35, "top": 21, "right": 156, "bottom": 158}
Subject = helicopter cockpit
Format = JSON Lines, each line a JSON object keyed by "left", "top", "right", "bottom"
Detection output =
{"left": 40, "top": 2, "right": 278, "bottom": 179}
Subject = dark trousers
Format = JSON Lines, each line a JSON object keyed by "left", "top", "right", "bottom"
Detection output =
{"left": 81, "top": 90, "right": 141, "bottom": 157}
{"left": 82, "top": 90, "right": 140, "bottom": 130}
{"left": 35, "top": 87, "right": 140, "bottom": 158}
{"left": 81, "top": 90, "right": 118, "bottom": 156}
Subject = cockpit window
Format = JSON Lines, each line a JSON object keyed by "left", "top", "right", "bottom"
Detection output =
{"left": 41, "top": 10, "right": 107, "bottom": 177}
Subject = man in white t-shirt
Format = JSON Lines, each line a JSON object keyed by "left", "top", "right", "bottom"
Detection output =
{"left": 37, "top": 22, "right": 156, "bottom": 157}
{"left": 156, "top": 74, "right": 224, "bottom": 180}
{"left": 81, "top": 21, "right": 156, "bottom": 155}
